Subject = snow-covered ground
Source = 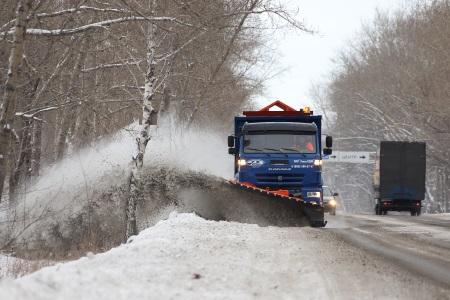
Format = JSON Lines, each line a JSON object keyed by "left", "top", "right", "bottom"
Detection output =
{"left": 1, "top": 212, "right": 449, "bottom": 300}
{"left": 0, "top": 213, "right": 326, "bottom": 299}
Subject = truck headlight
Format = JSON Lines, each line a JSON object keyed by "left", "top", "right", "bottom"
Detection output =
{"left": 313, "top": 160, "right": 322, "bottom": 167}
{"left": 329, "top": 199, "right": 336, "bottom": 206}
{"left": 237, "top": 159, "right": 247, "bottom": 166}
{"left": 307, "top": 191, "right": 321, "bottom": 198}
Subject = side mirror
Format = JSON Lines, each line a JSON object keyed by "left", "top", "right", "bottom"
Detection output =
{"left": 333, "top": 192, "right": 339, "bottom": 196}
{"left": 228, "top": 136, "right": 235, "bottom": 147}
{"left": 325, "top": 136, "right": 333, "bottom": 148}
{"left": 228, "top": 148, "right": 236, "bottom": 155}
{"left": 323, "top": 148, "right": 332, "bottom": 155}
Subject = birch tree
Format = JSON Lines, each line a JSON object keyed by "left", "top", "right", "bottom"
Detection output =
{"left": 126, "top": 12, "right": 158, "bottom": 238}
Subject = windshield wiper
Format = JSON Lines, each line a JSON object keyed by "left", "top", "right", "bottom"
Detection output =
{"left": 280, "top": 147, "right": 302, "bottom": 152}
{"left": 263, "top": 147, "right": 282, "bottom": 152}
{"left": 245, "top": 147, "right": 263, "bottom": 152}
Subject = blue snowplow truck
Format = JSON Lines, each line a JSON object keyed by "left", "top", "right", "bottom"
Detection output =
{"left": 227, "top": 101, "right": 333, "bottom": 227}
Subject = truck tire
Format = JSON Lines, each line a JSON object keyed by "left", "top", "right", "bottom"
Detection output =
{"left": 375, "top": 204, "right": 381, "bottom": 215}
{"left": 311, "top": 221, "right": 327, "bottom": 227}
{"left": 411, "top": 208, "right": 421, "bottom": 216}
{"left": 304, "top": 205, "right": 326, "bottom": 227}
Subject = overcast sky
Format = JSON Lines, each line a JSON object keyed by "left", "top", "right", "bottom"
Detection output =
{"left": 258, "top": 0, "right": 406, "bottom": 110}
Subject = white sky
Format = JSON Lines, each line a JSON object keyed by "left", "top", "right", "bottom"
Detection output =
{"left": 259, "top": 0, "right": 406, "bottom": 110}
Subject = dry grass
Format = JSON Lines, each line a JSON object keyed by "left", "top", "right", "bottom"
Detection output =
{"left": 0, "top": 255, "right": 55, "bottom": 279}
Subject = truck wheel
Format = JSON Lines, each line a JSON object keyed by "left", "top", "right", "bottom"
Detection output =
{"left": 375, "top": 205, "right": 381, "bottom": 215}
{"left": 314, "top": 221, "right": 327, "bottom": 227}
{"left": 411, "top": 208, "right": 421, "bottom": 216}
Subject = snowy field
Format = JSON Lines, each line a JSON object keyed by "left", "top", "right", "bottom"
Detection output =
{"left": 1, "top": 212, "right": 449, "bottom": 300}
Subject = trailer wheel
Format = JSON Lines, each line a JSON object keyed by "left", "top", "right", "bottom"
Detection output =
{"left": 411, "top": 208, "right": 421, "bottom": 216}
{"left": 375, "top": 204, "right": 381, "bottom": 215}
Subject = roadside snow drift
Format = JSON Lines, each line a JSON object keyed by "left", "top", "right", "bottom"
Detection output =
{"left": 0, "top": 213, "right": 327, "bottom": 300}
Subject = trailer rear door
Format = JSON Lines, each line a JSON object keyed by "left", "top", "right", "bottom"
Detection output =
{"left": 379, "top": 141, "right": 426, "bottom": 200}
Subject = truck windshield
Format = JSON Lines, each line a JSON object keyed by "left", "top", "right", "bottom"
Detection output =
{"left": 244, "top": 132, "right": 317, "bottom": 154}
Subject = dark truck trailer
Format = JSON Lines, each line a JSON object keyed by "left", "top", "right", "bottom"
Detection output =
{"left": 374, "top": 141, "right": 426, "bottom": 216}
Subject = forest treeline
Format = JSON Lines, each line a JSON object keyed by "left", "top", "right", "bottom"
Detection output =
{"left": 0, "top": 0, "right": 301, "bottom": 203}
{"left": 319, "top": 0, "right": 450, "bottom": 212}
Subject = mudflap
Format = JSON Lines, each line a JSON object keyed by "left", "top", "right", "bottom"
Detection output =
{"left": 302, "top": 204, "right": 327, "bottom": 227}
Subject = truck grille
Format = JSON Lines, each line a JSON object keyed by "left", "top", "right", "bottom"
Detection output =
{"left": 255, "top": 173, "right": 304, "bottom": 188}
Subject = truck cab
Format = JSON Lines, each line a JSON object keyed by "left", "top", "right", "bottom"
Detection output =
{"left": 228, "top": 101, "right": 332, "bottom": 212}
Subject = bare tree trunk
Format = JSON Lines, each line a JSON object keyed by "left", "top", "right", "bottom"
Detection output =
{"left": 30, "top": 120, "right": 42, "bottom": 177}
{"left": 158, "top": 39, "right": 177, "bottom": 121}
{"left": 55, "top": 39, "right": 87, "bottom": 160}
{"left": 0, "top": 0, "right": 32, "bottom": 202}
{"left": 125, "top": 19, "right": 158, "bottom": 239}
{"left": 9, "top": 77, "right": 41, "bottom": 200}
{"left": 73, "top": 36, "right": 93, "bottom": 149}
{"left": 9, "top": 119, "right": 31, "bottom": 201}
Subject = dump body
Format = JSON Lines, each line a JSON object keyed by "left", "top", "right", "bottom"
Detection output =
{"left": 374, "top": 141, "right": 426, "bottom": 215}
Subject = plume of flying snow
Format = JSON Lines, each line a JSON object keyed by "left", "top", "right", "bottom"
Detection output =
{"left": 0, "top": 116, "right": 233, "bottom": 243}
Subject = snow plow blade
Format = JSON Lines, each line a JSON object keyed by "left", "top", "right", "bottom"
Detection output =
{"left": 172, "top": 175, "right": 325, "bottom": 227}
{"left": 225, "top": 181, "right": 327, "bottom": 227}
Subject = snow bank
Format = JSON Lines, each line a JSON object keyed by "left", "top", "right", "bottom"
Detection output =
{"left": 0, "top": 213, "right": 327, "bottom": 300}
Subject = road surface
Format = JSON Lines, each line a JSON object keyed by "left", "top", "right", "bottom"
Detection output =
{"left": 325, "top": 212, "right": 450, "bottom": 299}
{"left": 0, "top": 212, "right": 449, "bottom": 299}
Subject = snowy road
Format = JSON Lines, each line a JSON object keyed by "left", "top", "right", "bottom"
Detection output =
{"left": 327, "top": 213, "right": 450, "bottom": 289}
{"left": 1, "top": 212, "right": 450, "bottom": 300}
